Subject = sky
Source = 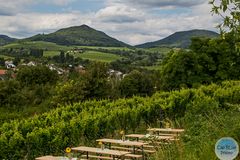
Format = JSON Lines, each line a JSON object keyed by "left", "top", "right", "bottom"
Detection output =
{"left": 0, "top": 0, "right": 221, "bottom": 45}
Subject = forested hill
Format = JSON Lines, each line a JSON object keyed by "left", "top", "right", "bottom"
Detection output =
{"left": 136, "top": 29, "right": 219, "bottom": 48}
{"left": 0, "top": 35, "right": 17, "bottom": 46}
{"left": 24, "top": 25, "right": 129, "bottom": 47}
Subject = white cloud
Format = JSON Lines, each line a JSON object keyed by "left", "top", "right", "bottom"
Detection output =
{"left": 0, "top": 0, "right": 221, "bottom": 45}
{"left": 107, "top": 0, "right": 208, "bottom": 8}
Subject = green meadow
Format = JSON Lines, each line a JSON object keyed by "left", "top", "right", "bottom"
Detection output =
{"left": 75, "top": 50, "right": 122, "bottom": 62}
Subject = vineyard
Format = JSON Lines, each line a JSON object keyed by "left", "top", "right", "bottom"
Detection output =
{"left": 0, "top": 81, "right": 239, "bottom": 159}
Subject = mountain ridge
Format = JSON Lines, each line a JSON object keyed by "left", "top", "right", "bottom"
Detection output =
{"left": 136, "top": 29, "right": 219, "bottom": 48}
{"left": 0, "top": 35, "right": 17, "bottom": 46}
{"left": 24, "top": 25, "right": 129, "bottom": 47}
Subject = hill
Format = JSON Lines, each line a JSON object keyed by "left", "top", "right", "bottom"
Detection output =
{"left": 136, "top": 29, "right": 219, "bottom": 48}
{"left": 25, "top": 25, "right": 129, "bottom": 47}
{"left": 0, "top": 35, "right": 16, "bottom": 46}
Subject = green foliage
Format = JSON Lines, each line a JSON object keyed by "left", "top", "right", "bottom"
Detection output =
{"left": 84, "top": 62, "right": 111, "bottom": 99}
{"left": 16, "top": 65, "right": 59, "bottom": 86}
{"left": 0, "top": 81, "right": 239, "bottom": 159}
{"left": 210, "top": 0, "right": 240, "bottom": 40}
{"left": 161, "top": 35, "right": 240, "bottom": 90}
{"left": 30, "top": 49, "right": 44, "bottom": 58}
{"left": 161, "top": 50, "right": 206, "bottom": 90}
{"left": 120, "top": 70, "right": 154, "bottom": 97}
{"left": 76, "top": 50, "right": 122, "bottom": 63}
{"left": 52, "top": 80, "right": 89, "bottom": 105}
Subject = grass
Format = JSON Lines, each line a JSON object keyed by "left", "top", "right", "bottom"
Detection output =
{"left": 74, "top": 51, "right": 122, "bottom": 62}
{"left": 146, "top": 47, "right": 171, "bottom": 54}
{"left": 151, "top": 109, "right": 240, "bottom": 160}
{"left": 2, "top": 41, "right": 72, "bottom": 51}
{"left": 142, "top": 65, "right": 162, "bottom": 70}
{"left": 80, "top": 46, "right": 134, "bottom": 51}
{"left": 0, "top": 54, "right": 14, "bottom": 59}
{"left": 43, "top": 50, "right": 61, "bottom": 57}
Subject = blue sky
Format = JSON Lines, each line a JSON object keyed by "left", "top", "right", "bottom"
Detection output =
{"left": 0, "top": 0, "right": 220, "bottom": 45}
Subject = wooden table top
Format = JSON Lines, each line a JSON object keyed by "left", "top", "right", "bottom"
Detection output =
{"left": 147, "top": 128, "right": 185, "bottom": 133}
{"left": 96, "top": 138, "right": 125, "bottom": 144}
{"left": 72, "top": 146, "right": 130, "bottom": 156}
{"left": 120, "top": 141, "right": 148, "bottom": 147}
{"left": 96, "top": 138, "right": 148, "bottom": 146}
{"left": 125, "top": 134, "right": 146, "bottom": 139}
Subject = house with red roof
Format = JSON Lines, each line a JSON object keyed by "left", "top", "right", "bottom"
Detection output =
{"left": 0, "top": 70, "right": 7, "bottom": 80}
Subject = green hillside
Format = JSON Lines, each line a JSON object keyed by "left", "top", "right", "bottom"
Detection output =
{"left": 0, "top": 35, "right": 16, "bottom": 46}
{"left": 136, "top": 29, "right": 219, "bottom": 48}
{"left": 2, "top": 41, "right": 71, "bottom": 51}
{"left": 75, "top": 51, "right": 122, "bottom": 63}
{"left": 25, "top": 25, "right": 129, "bottom": 47}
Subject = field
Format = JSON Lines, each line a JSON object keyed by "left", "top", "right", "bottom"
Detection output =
{"left": 43, "top": 50, "right": 61, "bottom": 57}
{"left": 0, "top": 54, "right": 14, "bottom": 59}
{"left": 2, "top": 41, "right": 72, "bottom": 51}
{"left": 75, "top": 51, "right": 122, "bottom": 62}
{"left": 142, "top": 65, "right": 162, "bottom": 70}
{"left": 146, "top": 47, "right": 171, "bottom": 54}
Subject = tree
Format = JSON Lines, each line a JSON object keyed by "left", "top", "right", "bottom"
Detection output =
{"left": 161, "top": 50, "right": 206, "bottom": 90}
{"left": 210, "top": 0, "right": 240, "bottom": 50}
{"left": 0, "top": 58, "right": 4, "bottom": 66}
{"left": 84, "top": 62, "right": 110, "bottom": 99}
{"left": 191, "top": 36, "right": 240, "bottom": 81}
{"left": 120, "top": 70, "right": 154, "bottom": 97}
{"left": 29, "top": 49, "right": 43, "bottom": 58}
{"left": 16, "top": 65, "right": 59, "bottom": 86}
{"left": 52, "top": 80, "right": 89, "bottom": 105}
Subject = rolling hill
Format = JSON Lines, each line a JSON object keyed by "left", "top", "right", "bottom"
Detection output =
{"left": 136, "top": 29, "right": 219, "bottom": 48}
{"left": 25, "top": 25, "right": 129, "bottom": 47}
{"left": 0, "top": 35, "right": 17, "bottom": 46}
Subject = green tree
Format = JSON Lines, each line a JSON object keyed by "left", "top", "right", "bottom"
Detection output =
{"left": 191, "top": 36, "right": 240, "bottom": 81}
{"left": 84, "top": 62, "right": 110, "bottom": 99}
{"left": 161, "top": 50, "right": 205, "bottom": 90}
{"left": 120, "top": 70, "right": 154, "bottom": 97}
{"left": 29, "top": 49, "right": 43, "bottom": 58}
{"left": 52, "top": 80, "right": 89, "bottom": 105}
{"left": 210, "top": 0, "right": 240, "bottom": 49}
{"left": 0, "top": 58, "right": 4, "bottom": 66}
{"left": 16, "top": 65, "right": 59, "bottom": 86}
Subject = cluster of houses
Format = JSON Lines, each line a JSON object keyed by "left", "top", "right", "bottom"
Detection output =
{"left": 0, "top": 59, "right": 126, "bottom": 81}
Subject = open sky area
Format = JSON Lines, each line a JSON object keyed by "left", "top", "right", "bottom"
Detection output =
{"left": 0, "top": 0, "right": 221, "bottom": 45}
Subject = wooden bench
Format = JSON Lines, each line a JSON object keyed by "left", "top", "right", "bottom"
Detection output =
{"left": 82, "top": 155, "right": 113, "bottom": 160}
{"left": 143, "top": 145, "right": 155, "bottom": 148}
{"left": 125, "top": 153, "right": 142, "bottom": 159}
{"left": 111, "top": 146, "right": 156, "bottom": 154}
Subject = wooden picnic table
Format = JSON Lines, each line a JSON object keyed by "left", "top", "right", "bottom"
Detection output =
{"left": 147, "top": 128, "right": 184, "bottom": 134}
{"left": 96, "top": 139, "right": 148, "bottom": 160}
{"left": 72, "top": 146, "right": 130, "bottom": 160}
{"left": 125, "top": 134, "right": 175, "bottom": 141}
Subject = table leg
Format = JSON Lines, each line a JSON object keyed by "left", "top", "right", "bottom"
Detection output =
{"left": 113, "top": 155, "right": 115, "bottom": 160}
{"left": 109, "top": 143, "right": 112, "bottom": 149}
{"left": 133, "top": 146, "right": 136, "bottom": 154}
{"left": 86, "top": 151, "right": 89, "bottom": 159}
{"left": 141, "top": 145, "right": 144, "bottom": 160}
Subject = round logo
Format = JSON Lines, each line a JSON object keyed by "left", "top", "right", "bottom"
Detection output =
{"left": 215, "top": 137, "right": 239, "bottom": 160}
